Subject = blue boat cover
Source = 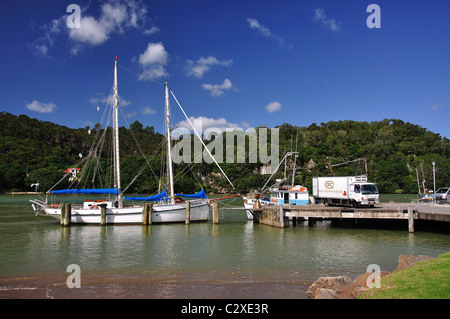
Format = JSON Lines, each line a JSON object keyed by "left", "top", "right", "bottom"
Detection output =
{"left": 175, "top": 189, "right": 207, "bottom": 199}
{"left": 124, "top": 190, "right": 169, "bottom": 201}
{"left": 49, "top": 188, "right": 120, "bottom": 195}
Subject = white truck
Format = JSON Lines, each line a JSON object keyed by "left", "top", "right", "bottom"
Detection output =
{"left": 312, "top": 175, "right": 379, "bottom": 207}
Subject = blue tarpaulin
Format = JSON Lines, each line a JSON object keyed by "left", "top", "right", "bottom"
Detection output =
{"left": 175, "top": 189, "right": 207, "bottom": 199}
{"left": 124, "top": 190, "right": 169, "bottom": 201}
{"left": 49, "top": 188, "right": 120, "bottom": 195}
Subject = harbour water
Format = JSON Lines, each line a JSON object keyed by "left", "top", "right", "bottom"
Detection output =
{"left": 1, "top": 194, "right": 449, "bottom": 299}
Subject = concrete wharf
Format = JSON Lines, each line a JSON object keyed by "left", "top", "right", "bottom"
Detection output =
{"left": 251, "top": 202, "right": 450, "bottom": 232}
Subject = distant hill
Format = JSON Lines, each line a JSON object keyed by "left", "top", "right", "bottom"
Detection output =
{"left": 0, "top": 112, "right": 449, "bottom": 194}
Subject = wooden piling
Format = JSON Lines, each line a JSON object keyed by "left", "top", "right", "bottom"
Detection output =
{"left": 100, "top": 204, "right": 107, "bottom": 226}
{"left": 148, "top": 203, "right": 153, "bottom": 225}
{"left": 142, "top": 203, "right": 149, "bottom": 225}
{"left": 213, "top": 201, "right": 219, "bottom": 224}
{"left": 279, "top": 205, "right": 284, "bottom": 228}
{"left": 408, "top": 208, "right": 414, "bottom": 233}
{"left": 185, "top": 201, "right": 190, "bottom": 224}
{"left": 60, "top": 203, "right": 65, "bottom": 226}
{"left": 63, "top": 204, "right": 71, "bottom": 227}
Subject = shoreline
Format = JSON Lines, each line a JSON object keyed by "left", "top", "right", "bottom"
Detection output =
{"left": 0, "top": 271, "right": 311, "bottom": 299}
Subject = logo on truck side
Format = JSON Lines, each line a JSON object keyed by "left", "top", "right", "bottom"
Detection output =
{"left": 325, "top": 181, "right": 334, "bottom": 189}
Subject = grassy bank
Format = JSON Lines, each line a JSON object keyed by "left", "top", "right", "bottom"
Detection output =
{"left": 364, "top": 252, "right": 450, "bottom": 299}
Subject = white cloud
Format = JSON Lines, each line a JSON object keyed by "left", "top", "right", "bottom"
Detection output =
{"left": 201, "top": 79, "right": 233, "bottom": 96}
{"left": 29, "top": 16, "right": 66, "bottom": 58}
{"left": 137, "top": 42, "right": 169, "bottom": 80}
{"left": 247, "top": 17, "right": 291, "bottom": 49}
{"left": 138, "top": 42, "right": 168, "bottom": 65}
{"left": 247, "top": 18, "right": 272, "bottom": 37}
{"left": 313, "top": 8, "right": 342, "bottom": 32}
{"left": 265, "top": 101, "right": 282, "bottom": 113}
{"left": 31, "top": 0, "right": 149, "bottom": 57}
{"left": 175, "top": 116, "right": 246, "bottom": 135}
{"left": 186, "top": 56, "right": 233, "bottom": 78}
{"left": 26, "top": 100, "right": 57, "bottom": 113}
{"left": 89, "top": 93, "right": 130, "bottom": 107}
{"left": 69, "top": 16, "right": 109, "bottom": 46}
{"left": 143, "top": 26, "right": 160, "bottom": 35}
{"left": 68, "top": 1, "right": 148, "bottom": 48}
{"left": 140, "top": 105, "right": 156, "bottom": 115}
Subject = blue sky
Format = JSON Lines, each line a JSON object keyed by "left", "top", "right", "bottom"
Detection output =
{"left": 1, "top": 0, "right": 449, "bottom": 138}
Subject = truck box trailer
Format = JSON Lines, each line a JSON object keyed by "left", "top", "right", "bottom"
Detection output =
{"left": 312, "top": 175, "right": 379, "bottom": 207}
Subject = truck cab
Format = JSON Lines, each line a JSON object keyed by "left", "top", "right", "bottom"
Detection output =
{"left": 351, "top": 182, "right": 379, "bottom": 207}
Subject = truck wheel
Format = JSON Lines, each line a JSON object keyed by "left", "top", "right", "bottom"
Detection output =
{"left": 324, "top": 199, "right": 329, "bottom": 206}
{"left": 352, "top": 201, "right": 359, "bottom": 208}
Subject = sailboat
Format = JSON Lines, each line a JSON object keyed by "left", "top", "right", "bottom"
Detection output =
{"left": 30, "top": 58, "right": 211, "bottom": 224}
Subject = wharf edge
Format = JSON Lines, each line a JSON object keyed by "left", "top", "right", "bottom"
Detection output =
{"left": 250, "top": 202, "right": 450, "bottom": 231}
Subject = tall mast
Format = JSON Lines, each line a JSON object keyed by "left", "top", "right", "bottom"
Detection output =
{"left": 113, "top": 57, "right": 122, "bottom": 206}
{"left": 165, "top": 82, "right": 175, "bottom": 204}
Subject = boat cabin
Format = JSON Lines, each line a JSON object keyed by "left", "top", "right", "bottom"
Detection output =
{"left": 270, "top": 185, "right": 309, "bottom": 205}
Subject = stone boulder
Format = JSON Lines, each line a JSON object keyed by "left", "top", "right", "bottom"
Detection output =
{"left": 306, "top": 276, "right": 353, "bottom": 299}
{"left": 314, "top": 288, "right": 343, "bottom": 299}
{"left": 395, "top": 255, "right": 433, "bottom": 271}
{"left": 353, "top": 271, "right": 391, "bottom": 287}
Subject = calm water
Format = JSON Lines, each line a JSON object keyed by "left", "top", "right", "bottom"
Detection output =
{"left": 0, "top": 194, "right": 449, "bottom": 298}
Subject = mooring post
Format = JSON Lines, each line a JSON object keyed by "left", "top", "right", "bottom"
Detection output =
{"left": 60, "top": 203, "right": 65, "bottom": 226}
{"left": 148, "top": 203, "right": 153, "bottom": 225}
{"left": 63, "top": 203, "right": 71, "bottom": 227}
{"left": 142, "top": 203, "right": 149, "bottom": 225}
{"left": 279, "top": 205, "right": 284, "bottom": 228}
{"left": 185, "top": 201, "right": 190, "bottom": 224}
{"left": 408, "top": 208, "right": 414, "bottom": 233}
{"left": 213, "top": 201, "right": 219, "bottom": 224}
{"left": 100, "top": 204, "right": 107, "bottom": 226}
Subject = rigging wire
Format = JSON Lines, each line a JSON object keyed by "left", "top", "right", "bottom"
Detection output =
{"left": 118, "top": 64, "right": 165, "bottom": 86}
{"left": 117, "top": 104, "right": 165, "bottom": 194}
{"left": 169, "top": 88, "right": 236, "bottom": 190}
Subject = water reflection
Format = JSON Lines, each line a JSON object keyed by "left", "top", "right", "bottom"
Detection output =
{"left": 1, "top": 197, "right": 450, "bottom": 286}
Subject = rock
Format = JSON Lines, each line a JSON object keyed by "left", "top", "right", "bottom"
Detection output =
{"left": 353, "top": 271, "right": 390, "bottom": 288}
{"left": 306, "top": 254, "right": 436, "bottom": 299}
{"left": 338, "top": 282, "right": 360, "bottom": 299}
{"left": 306, "top": 276, "right": 353, "bottom": 299}
{"left": 314, "top": 288, "right": 343, "bottom": 299}
{"left": 395, "top": 255, "right": 434, "bottom": 271}
{"left": 352, "top": 286, "right": 369, "bottom": 299}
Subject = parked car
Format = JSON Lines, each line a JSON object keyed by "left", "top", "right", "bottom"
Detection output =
{"left": 435, "top": 187, "right": 450, "bottom": 203}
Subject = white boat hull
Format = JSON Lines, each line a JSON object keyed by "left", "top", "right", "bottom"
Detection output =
{"left": 34, "top": 200, "right": 209, "bottom": 224}
{"left": 243, "top": 198, "right": 276, "bottom": 220}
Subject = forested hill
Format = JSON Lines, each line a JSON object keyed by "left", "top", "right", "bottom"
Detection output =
{"left": 0, "top": 111, "right": 449, "bottom": 194}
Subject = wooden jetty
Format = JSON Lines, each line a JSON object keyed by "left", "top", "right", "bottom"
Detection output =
{"left": 251, "top": 203, "right": 450, "bottom": 232}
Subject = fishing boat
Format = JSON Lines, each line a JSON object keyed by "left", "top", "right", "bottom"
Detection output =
{"left": 30, "top": 58, "right": 215, "bottom": 224}
{"left": 243, "top": 152, "right": 309, "bottom": 219}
